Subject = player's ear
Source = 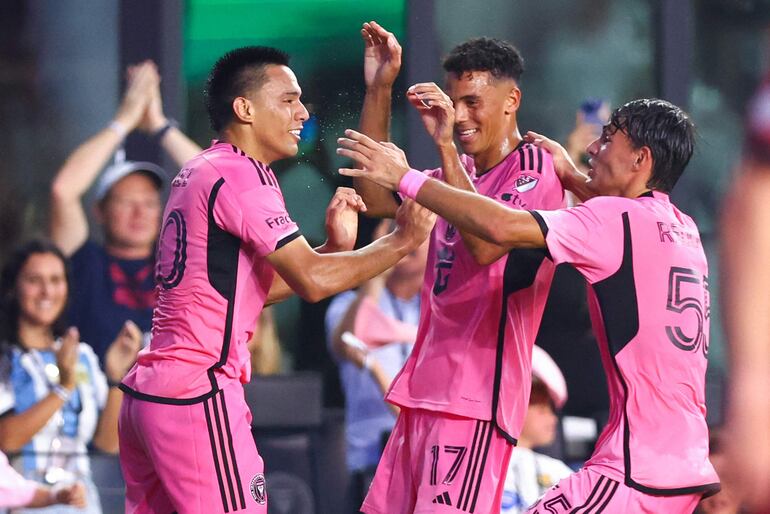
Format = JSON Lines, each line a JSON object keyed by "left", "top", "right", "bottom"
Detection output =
{"left": 504, "top": 85, "right": 521, "bottom": 115}
{"left": 232, "top": 96, "right": 254, "bottom": 124}
{"left": 635, "top": 146, "right": 653, "bottom": 170}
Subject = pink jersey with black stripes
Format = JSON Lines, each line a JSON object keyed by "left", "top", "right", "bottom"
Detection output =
{"left": 535, "top": 192, "right": 719, "bottom": 495}
{"left": 121, "top": 141, "right": 299, "bottom": 400}
{"left": 387, "top": 143, "right": 566, "bottom": 441}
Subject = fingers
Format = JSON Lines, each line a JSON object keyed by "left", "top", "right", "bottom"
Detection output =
{"left": 338, "top": 167, "right": 366, "bottom": 178}
{"left": 331, "top": 187, "right": 367, "bottom": 212}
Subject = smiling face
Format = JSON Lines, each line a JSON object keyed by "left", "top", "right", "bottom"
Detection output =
{"left": 246, "top": 64, "right": 309, "bottom": 163}
{"left": 15, "top": 252, "right": 68, "bottom": 330}
{"left": 585, "top": 126, "right": 645, "bottom": 197}
{"left": 445, "top": 70, "right": 519, "bottom": 163}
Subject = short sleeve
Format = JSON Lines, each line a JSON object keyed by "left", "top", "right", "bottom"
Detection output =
{"left": 214, "top": 182, "right": 300, "bottom": 257}
{"left": 0, "top": 356, "right": 15, "bottom": 416}
{"left": 534, "top": 198, "right": 625, "bottom": 283}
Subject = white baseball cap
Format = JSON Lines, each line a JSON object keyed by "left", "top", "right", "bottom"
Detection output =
{"left": 532, "top": 345, "right": 568, "bottom": 409}
{"left": 94, "top": 149, "right": 166, "bottom": 201}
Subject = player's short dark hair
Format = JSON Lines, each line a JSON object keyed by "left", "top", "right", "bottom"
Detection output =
{"left": 529, "top": 376, "right": 555, "bottom": 410}
{"left": 205, "top": 46, "right": 290, "bottom": 132}
{"left": 608, "top": 99, "right": 695, "bottom": 193}
{"left": 442, "top": 37, "right": 524, "bottom": 83}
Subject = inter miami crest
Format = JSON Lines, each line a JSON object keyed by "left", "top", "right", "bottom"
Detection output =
{"left": 514, "top": 175, "right": 539, "bottom": 193}
{"left": 250, "top": 474, "right": 267, "bottom": 505}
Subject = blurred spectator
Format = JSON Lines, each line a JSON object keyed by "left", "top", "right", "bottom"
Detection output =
{"left": 0, "top": 450, "right": 85, "bottom": 510}
{"left": 247, "top": 307, "right": 283, "bottom": 376}
{"left": 0, "top": 240, "right": 140, "bottom": 514}
{"left": 49, "top": 61, "right": 202, "bottom": 362}
{"left": 721, "top": 75, "right": 770, "bottom": 514}
{"left": 325, "top": 220, "right": 428, "bottom": 505}
{"left": 694, "top": 430, "right": 746, "bottom": 514}
{"left": 501, "top": 346, "right": 571, "bottom": 514}
{"left": 563, "top": 100, "right": 609, "bottom": 206}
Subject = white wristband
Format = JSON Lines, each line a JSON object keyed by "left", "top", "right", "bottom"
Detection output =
{"left": 52, "top": 385, "right": 71, "bottom": 403}
{"left": 108, "top": 120, "right": 129, "bottom": 139}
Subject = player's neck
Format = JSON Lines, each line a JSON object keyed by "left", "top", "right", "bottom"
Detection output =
{"left": 218, "top": 128, "right": 273, "bottom": 165}
{"left": 17, "top": 323, "right": 55, "bottom": 350}
{"left": 472, "top": 129, "right": 522, "bottom": 175}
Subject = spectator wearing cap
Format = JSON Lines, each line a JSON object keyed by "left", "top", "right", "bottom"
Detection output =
{"left": 500, "top": 346, "right": 572, "bottom": 514}
{"left": 50, "top": 61, "right": 201, "bottom": 362}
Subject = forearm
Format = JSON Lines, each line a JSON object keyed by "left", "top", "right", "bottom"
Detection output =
{"left": 437, "top": 143, "right": 509, "bottom": 264}
{"left": 0, "top": 394, "right": 68, "bottom": 451}
{"left": 91, "top": 388, "right": 122, "bottom": 454}
{"left": 561, "top": 165, "right": 594, "bottom": 202}
{"left": 266, "top": 240, "right": 353, "bottom": 305}
{"left": 356, "top": 87, "right": 398, "bottom": 218}
{"left": 159, "top": 127, "right": 203, "bottom": 167}
{"left": 367, "top": 360, "right": 399, "bottom": 416}
{"left": 27, "top": 487, "right": 56, "bottom": 508}
{"left": 414, "top": 179, "right": 545, "bottom": 249}
{"left": 270, "top": 233, "right": 413, "bottom": 303}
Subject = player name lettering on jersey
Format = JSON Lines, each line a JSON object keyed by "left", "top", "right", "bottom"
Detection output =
{"left": 265, "top": 215, "right": 293, "bottom": 229}
{"left": 657, "top": 221, "right": 701, "bottom": 247}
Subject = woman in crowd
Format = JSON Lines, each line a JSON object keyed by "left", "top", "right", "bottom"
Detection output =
{"left": 0, "top": 240, "right": 140, "bottom": 514}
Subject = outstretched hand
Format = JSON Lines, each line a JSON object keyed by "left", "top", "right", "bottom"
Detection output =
{"left": 337, "top": 129, "right": 410, "bottom": 191}
{"left": 362, "top": 21, "right": 402, "bottom": 89}
{"left": 406, "top": 83, "right": 455, "bottom": 147}
{"left": 324, "top": 187, "right": 366, "bottom": 252}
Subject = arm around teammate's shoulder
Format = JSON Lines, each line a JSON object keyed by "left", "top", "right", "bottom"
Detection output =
{"left": 267, "top": 199, "right": 435, "bottom": 303}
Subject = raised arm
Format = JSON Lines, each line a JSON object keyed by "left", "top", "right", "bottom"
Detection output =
{"left": 407, "top": 82, "right": 511, "bottom": 265}
{"left": 136, "top": 66, "right": 203, "bottom": 166}
{"left": 525, "top": 130, "right": 595, "bottom": 203}
{"left": 354, "top": 21, "right": 403, "bottom": 218}
{"left": 721, "top": 159, "right": 770, "bottom": 510}
{"left": 50, "top": 62, "right": 156, "bottom": 256}
{"left": 338, "top": 129, "right": 545, "bottom": 250}
{"left": 267, "top": 199, "right": 434, "bottom": 303}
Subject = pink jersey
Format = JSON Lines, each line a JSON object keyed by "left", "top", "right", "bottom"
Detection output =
{"left": 121, "top": 142, "right": 299, "bottom": 402}
{"left": 387, "top": 143, "right": 566, "bottom": 442}
{"left": 534, "top": 191, "right": 720, "bottom": 495}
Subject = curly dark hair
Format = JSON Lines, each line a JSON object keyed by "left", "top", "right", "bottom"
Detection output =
{"left": 0, "top": 239, "right": 71, "bottom": 348}
{"left": 205, "top": 46, "right": 290, "bottom": 132}
{"left": 442, "top": 37, "right": 524, "bottom": 83}
{"left": 607, "top": 99, "right": 695, "bottom": 193}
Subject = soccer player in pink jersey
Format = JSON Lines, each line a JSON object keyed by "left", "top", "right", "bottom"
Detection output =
{"left": 352, "top": 22, "right": 565, "bottom": 513}
{"left": 116, "top": 46, "right": 435, "bottom": 514}
{"left": 338, "top": 97, "right": 721, "bottom": 513}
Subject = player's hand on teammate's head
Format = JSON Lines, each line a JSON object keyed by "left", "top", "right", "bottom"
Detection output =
{"left": 524, "top": 131, "right": 583, "bottom": 185}
{"left": 115, "top": 60, "right": 158, "bottom": 131}
{"left": 323, "top": 187, "right": 365, "bottom": 252}
{"left": 406, "top": 83, "right": 455, "bottom": 147}
{"left": 56, "top": 327, "right": 80, "bottom": 391}
{"left": 362, "top": 20, "right": 402, "bottom": 89}
{"left": 337, "top": 129, "right": 410, "bottom": 191}
{"left": 52, "top": 481, "right": 87, "bottom": 508}
{"left": 104, "top": 319, "right": 143, "bottom": 383}
{"left": 393, "top": 198, "right": 436, "bottom": 248}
